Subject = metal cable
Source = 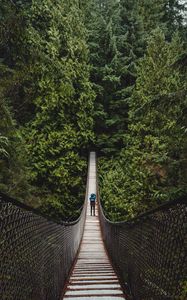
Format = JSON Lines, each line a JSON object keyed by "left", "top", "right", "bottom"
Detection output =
{"left": 99, "top": 196, "right": 187, "bottom": 300}
{"left": 0, "top": 191, "right": 87, "bottom": 300}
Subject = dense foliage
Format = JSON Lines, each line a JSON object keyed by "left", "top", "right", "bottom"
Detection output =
{"left": 100, "top": 30, "right": 187, "bottom": 220}
{"left": 0, "top": 0, "right": 186, "bottom": 220}
{"left": 87, "top": 0, "right": 187, "bottom": 220}
{"left": 0, "top": 0, "right": 95, "bottom": 219}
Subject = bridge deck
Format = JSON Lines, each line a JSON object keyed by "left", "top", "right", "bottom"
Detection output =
{"left": 62, "top": 152, "right": 125, "bottom": 299}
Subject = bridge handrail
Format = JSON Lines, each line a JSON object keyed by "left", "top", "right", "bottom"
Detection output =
{"left": 0, "top": 163, "right": 89, "bottom": 300}
{"left": 0, "top": 191, "right": 85, "bottom": 226}
{"left": 99, "top": 194, "right": 186, "bottom": 225}
{"left": 98, "top": 189, "right": 187, "bottom": 300}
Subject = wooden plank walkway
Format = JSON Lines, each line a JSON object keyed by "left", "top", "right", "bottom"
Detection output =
{"left": 63, "top": 152, "right": 125, "bottom": 299}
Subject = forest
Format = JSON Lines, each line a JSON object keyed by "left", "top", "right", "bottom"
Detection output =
{"left": 0, "top": 0, "right": 187, "bottom": 221}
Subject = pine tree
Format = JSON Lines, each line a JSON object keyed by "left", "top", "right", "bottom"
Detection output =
{"left": 163, "top": 0, "right": 186, "bottom": 37}
{"left": 85, "top": 0, "right": 145, "bottom": 155}
{"left": 22, "top": 0, "right": 95, "bottom": 218}
{"left": 99, "top": 29, "right": 187, "bottom": 221}
{"left": 84, "top": 0, "right": 120, "bottom": 155}
{"left": 0, "top": 0, "right": 31, "bottom": 198}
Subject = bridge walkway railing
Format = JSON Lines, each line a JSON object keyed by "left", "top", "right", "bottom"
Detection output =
{"left": 99, "top": 192, "right": 186, "bottom": 300}
{"left": 1, "top": 151, "right": 186, "bottom": 300}
{"left": 62, "top": 151, "right": 126, "bottom": 299}
{"left": 0, "top": 153, "right": 90, "bottom": 300}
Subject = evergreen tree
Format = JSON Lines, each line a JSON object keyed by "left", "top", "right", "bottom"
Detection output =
{"left": 0, "top": 0, "right": 95, "bottom": 217}
{"left": 86, "top": 0, "right": 186, "bottom": 160}
{"left": 137, "top": 0, "right": 165, "bottom": 34}
{"left": 0, "top": 0, "right": 30, "bottom": 198}
{"left": 163, "top": 0, "right": 186, "bottom": 37}
{"left": 86, "top": 0, "right": 144, "bottom": 155}
{"left": 22, "top": 0, "right": 95, "bottom": 217}
{"left": 1, "top": 0, "right": 187, "bottom": 221}
{"left": 100, "top": 29, "right": 187, "bottom": 221}
{"left": 85, "top": 0, "right": 121, "bottom": 154}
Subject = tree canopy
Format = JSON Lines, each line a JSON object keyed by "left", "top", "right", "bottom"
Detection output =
{"left": 0, "top": 0, "right": 186, "bottom": 220}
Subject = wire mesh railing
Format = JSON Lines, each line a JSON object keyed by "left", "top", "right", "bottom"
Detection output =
{"left": 0, "top": 191, "right": 87, "bottom": 300}
{"left": 99, "top": 196, "right": 187, "bottom": 300}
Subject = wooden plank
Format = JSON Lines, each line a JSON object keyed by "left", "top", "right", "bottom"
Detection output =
{"left": 62, "top": 152, "right": 126, "bottom": 299}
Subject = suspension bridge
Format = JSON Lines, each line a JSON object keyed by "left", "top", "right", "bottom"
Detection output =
{"left": 0, "top": 152, "right": 186, "bottom": 300}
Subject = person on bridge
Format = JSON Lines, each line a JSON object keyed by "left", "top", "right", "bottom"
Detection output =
{"left": 89, "top": 193, "right": 96, "bottom": 216}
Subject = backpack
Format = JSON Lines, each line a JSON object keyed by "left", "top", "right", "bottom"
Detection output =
{"left": 90, "top": 193, "right": 96, "bottom": 202}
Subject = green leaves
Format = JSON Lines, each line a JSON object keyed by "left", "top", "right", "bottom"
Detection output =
{"left": 99, "top": 27, "right": 187, "bottom": 221}
{"left": 20, "top": 0, "right": 95, "bottom": 216}
{"left": 0, "top": 0, "right": 95, "bottom": 218}
{"left": 0, "top": 135, "right": 9, "bottom": 158}
{"left": 0, "top": 0, "right": 186, "bottom": 221}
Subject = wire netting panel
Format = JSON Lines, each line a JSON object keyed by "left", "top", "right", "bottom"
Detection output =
{"left": 0, "top": 193, "right": 86, "bottom": 300}
{"left": 99, "top": 198, "right": 186, "bottom": 300}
